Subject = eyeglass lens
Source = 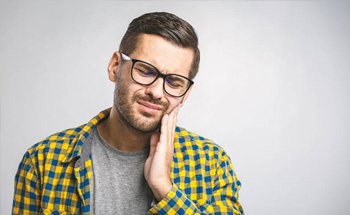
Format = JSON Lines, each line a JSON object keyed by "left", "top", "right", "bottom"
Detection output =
{"left": 132, "top": 61, "right": 190, "bottom": 97}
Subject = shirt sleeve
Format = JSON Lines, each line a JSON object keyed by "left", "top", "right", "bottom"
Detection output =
{"left": 147, "top": 153, "right": 244, "bottom": 215}
{"left": 12, "top": 151, "right": 41, "bottom": 215}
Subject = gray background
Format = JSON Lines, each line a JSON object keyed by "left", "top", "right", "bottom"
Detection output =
{"left": 1, "top": 1, "right": 349, "bottom": 214}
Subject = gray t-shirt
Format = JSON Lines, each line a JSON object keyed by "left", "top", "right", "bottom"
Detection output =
{"left": 90, "top": 127, "right": 154, "bottom": 214}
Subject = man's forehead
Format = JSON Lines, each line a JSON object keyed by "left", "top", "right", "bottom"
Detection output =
{"left": 130, "top": 34, "right": 194, "bottom": 77}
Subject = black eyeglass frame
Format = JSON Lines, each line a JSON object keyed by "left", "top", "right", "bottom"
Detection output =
{"left": 120, "top": 52, "right": 194, "bottom": 97}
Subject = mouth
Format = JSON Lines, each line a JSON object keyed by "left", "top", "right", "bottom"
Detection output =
{"left": 137, "top": 100, "right": 163, "bottom": 115}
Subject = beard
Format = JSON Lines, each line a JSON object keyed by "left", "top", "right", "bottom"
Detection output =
{"left": 113, "top": 78, "right": 169, "bottom": 133}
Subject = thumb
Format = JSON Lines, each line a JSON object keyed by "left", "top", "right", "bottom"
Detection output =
{"left": 149, "top": 132, "right": 160, "bottom": 158}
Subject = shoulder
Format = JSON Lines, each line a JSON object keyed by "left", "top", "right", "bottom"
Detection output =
{"left": 175, "top": 126, "right": 229, "bottom": 162}
{"left": 22, "top": 124, "right": 87, "bottom": 166}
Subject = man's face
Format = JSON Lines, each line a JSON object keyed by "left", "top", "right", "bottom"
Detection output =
{"left": 110, "top": 34, "right": 194, "bottom": 133}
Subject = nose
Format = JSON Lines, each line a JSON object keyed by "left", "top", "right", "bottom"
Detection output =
{"left": 145, "top": 77, "right": 164, "bottom": 99}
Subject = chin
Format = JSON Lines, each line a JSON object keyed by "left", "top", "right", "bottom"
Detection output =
{"left": 132, "top": 121, "right": 161, "bottom": 133}
{"left": 133, "top": 114, "right": 162, "bottom": 133}
{"left": 115, "top": 99, "right": 164, "bottom": 133}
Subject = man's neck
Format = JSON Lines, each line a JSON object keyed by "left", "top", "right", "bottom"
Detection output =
{"left": 97, "top": 106, "right": 151, "bottom": 152}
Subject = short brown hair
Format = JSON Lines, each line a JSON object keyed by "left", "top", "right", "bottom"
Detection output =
{"left": 119, "top": 12, "right": 200, "bottom": 80}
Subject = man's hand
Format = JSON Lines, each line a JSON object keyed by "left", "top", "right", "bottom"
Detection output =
{"left": 144, "top": 104, "right": 181, "bottom": 202}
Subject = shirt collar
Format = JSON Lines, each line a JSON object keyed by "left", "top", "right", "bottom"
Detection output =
{"left": 62, "top": 108, "right": 111, "bottom": 164}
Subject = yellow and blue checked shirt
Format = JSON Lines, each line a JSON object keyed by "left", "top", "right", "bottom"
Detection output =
{"left": 12, "top": 108, "right": 244, "bottom": 214}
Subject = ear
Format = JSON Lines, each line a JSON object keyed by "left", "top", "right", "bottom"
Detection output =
{"left": 107, "top": 51, "right": 121, "bottom": 82}
{"left": 180, "top": 84, "right": 194, "bottom": 105}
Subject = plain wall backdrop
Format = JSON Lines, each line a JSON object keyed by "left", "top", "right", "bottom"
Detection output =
{"left": 1, "top": 1, "right": 349, "bottom": 214}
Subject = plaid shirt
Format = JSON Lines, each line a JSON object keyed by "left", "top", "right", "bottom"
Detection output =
{"left": 12, "top": 108, "right": 244, "bottom": 215}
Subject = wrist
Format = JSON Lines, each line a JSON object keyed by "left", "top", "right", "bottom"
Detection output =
{"left": 150, "top": 181, "right": 173, "bottom": 202}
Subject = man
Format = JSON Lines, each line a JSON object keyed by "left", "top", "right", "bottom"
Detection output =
{"left": 12, "top": 12, "right": 244, "bottom": 214}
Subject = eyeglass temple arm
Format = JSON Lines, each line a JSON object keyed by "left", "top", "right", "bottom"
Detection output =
{"left": 121, "top": 53, "right": 131, "bottom": 61}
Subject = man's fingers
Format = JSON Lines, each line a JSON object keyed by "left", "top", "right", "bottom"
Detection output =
{"left": 158, "top": 104, "right": 181, "bottom": 150}
{"left": 172, "top": 105, "right": 180, "bottom": 129}
{"left": 159, "top": 114, "right": 169, "bottom": 147}
{"left": 149, "top": 132, "right": 160, "bottom": 158}
{"left": 170, "top": 105, "right": 181, "bottom": 143}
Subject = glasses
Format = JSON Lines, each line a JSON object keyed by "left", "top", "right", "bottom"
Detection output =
{"left": 121, "top": 53, "right": 194, "bottom": 97}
